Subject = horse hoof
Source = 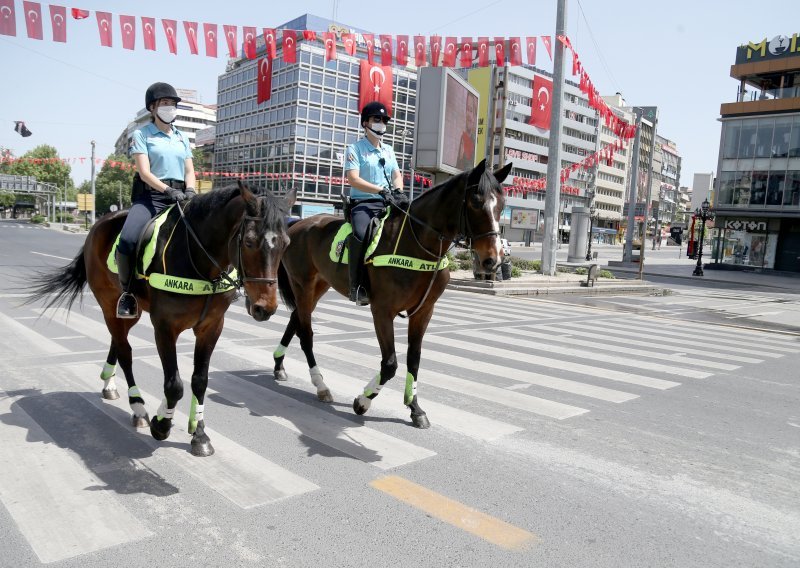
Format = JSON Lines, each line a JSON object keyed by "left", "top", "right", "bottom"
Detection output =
{"left": 274, "top": 369, "right": 289, "bottom": 382}
{"left": 190, "top": 439, "right": 215, "bottom": 457}
{"left": 102, "top": 388, "right": 120, "bottom": 400}
{"left": 411, "top": 414, "right": 430, "bottom": 429}
{"left": 317, "top": 389, "right": 334, "bottom": 403}
{"left": 150, "top": 418, "right": 171, "bottom": 441}
{"left": 131, "top": 413, "right": 150, "bottom": 428}
{"left": 353, "top": 397, "right": 368, "bottom": 416}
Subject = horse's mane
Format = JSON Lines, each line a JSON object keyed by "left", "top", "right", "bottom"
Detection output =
{"left": 184, "top": 184, "right": 291, "bottom": 231}
{"left": 412, "top": 168, "right": 494, "bottom": 204}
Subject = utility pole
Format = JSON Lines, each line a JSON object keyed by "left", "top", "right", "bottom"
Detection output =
{"left": 118, "top": 180, "right": 122, "bottom": 210}
{"left": 623, "top": 109, "right": 643, "bottom": 263}
{"left": 90, "top": 140, "right": 96, "bottom": 225}
{"left": 637, "top": 109, "right": 658, "bottom": 279}
{"left": 62, "top": 173, "right": 67, "bottom": 222}
{"left": 541, "top": 0, "right": 567, "bottom": 275}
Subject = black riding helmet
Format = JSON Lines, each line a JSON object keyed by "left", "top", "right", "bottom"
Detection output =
{"left": 145, "top": 82, "right": 181, "bottom": 111}
{"left": 360, "top": 101, "right": 390, "bottom": 127}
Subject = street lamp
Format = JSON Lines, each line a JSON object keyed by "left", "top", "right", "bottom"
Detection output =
{"left": 692, "top": 198, "right": 714, "bottom": 276}
{"left": 585, "top": 187, "right": 596, "bottom": 261}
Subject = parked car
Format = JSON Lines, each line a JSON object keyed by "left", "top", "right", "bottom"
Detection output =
{"left": 500, "top": 238, "right": 512, "bottom": 258}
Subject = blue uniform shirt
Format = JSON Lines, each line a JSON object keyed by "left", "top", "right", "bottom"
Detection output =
{"left": 345, "top": 137, "right": 399, "bottom": 201}
{"left": 131, "top": 123, "right": 191, "bottom": 181}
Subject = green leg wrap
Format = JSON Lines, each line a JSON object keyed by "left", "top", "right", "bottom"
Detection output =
{"left": 188, "top": 395, "right": 203, "bottom": 434}
{"left": 273, "top": 344, "right": 288, "bottom": 358}
{"left": 100, "top": 362, "right": 116, "bottom": 381}
{"left": 404, "top": 372, "right": 416, "bottom": 406}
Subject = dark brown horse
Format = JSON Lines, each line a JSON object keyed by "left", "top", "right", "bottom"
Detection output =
{"left": 273, "top": 160, "right": 511, "bottom": 428}
{"left": 27, "top": 181, "right": 296, "bottom": 456}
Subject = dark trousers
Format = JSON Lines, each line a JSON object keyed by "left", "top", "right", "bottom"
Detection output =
{"left": 117, "top": 192, "right": 173, "bottom": 256}
{"left": 350, "top": 199, "right": 386, "bottom": 241}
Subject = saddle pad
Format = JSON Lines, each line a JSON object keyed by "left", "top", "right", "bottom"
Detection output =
{"left": 106, "top": 205, "right": 175, "bottom": 277}
{"left": 328, "top": 207, "right": 391, "bottom": 265}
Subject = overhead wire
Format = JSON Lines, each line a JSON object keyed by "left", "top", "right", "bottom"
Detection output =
{"left": 575, "top": 0, "right": 621, "bottom": 94}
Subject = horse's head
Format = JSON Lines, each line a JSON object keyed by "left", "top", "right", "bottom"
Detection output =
{"left": 463, "top": 159, "right": 511, "bottom": 275}
{"left": 236, "top": 180, "right": 296, "bottom": 322}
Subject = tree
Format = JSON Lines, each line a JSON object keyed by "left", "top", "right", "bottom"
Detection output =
{"left": 0, "top": 145, "right": 72, "bottom": 188}
{"left": 94, "top": 154, "right": 135, "bottom": 215}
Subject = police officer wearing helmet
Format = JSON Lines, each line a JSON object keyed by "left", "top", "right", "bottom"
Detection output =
{"left": 114, "top": 82, "right": 196, "bottom": 318}
{"left": 344, "top": 101, "right": 409, "bottom": 305}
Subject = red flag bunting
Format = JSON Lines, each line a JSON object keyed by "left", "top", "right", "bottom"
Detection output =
{"left": 243, "top": 26, "right": 256, "bottom": 59}
{"left": 49, "top": 5, "right": 66, "bottom": 42}
{"left": 302, "top": 30, "right": 315, "bottom": 41}
{"left": 257, "top": 57, "right": 272, "bottom": 104}
{"left": 282, "top": 29, "right": 296, "bottom": 63}
{"left": 529, "top": 75, "right": 553, "bottom": 130}
{"left": 95, "top": 11, "right": 112, "bottom": 47}
{"left": 70, "top": 7, "right": 88, "bottom": 20}
{"left": 396, "top": 35, "right": 408, "bottom": 66}
{"left": 358, "top": 60, "right": 393, "bottom": 116}
{"left": 223, "top": 24, "right": 237, "bottom": 58}
{"left": 363, "top": 33, "right": 375, "bottom": 64}
{"left": 119, "top": 14, "right": 135, "bottom": 50}
{"left": 342, "top": 32, "right": 356, "bottom": 56}
{"left": 162, "top": 19, "right": 177, "bottom": 54}
{"left": 263, "top": 27, "right": 276, "bottom": 59}
{"left": 142, "top": 17, "right": 155, "bottom": 50}
{"left": 526, "top": 36, "right": 536, "bottom": 65}
{"left": 508, "top": 37, "right": 522, "bottom": 65}
{"left": 380, "top": 34, "right": 392, "bottom": 66}
{"left": 414, "top": 35, "right": 426, "bottom": 66}
{"left": 203, "top": 22, "right": 216, "bottom": 57}
{"left": 477, "top": 36, "right": 489, "bottom": 67}
{"left": 460, "top": 37, "right": 473, "bottom": 68}
{"left": 323, "top": 31, "right": 336, "bottom": 61}
{"left": 184, "top": 21, "right": 198, "bottom": 55}
{"left": 23, "top": 1, "right": 42, "bottom": 40}
{"left": 494, "top": 37, "right": 505, "bottom": 65}
{"left": 430, "top": 35, "right": 441, "bottom": 67}
{"left": 541, "top": 36, "right": 552, "bottom": 60}
{"left": 442, "top": 36, "right": 457, "bottom": 67}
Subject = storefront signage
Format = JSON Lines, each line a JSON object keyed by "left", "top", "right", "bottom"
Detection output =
{"left": 724, "top": 220, "right": 767, "bottom": 232}
{"left": 736, "top": 34, "right": 800, "bottom": 64}
{"left": 506, "top": 148, "right": 541, "bottom": 162}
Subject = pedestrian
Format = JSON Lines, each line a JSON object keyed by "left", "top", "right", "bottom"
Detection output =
{"left": 115, "top": 82, "right": 197, "bottom": 318}
{"left": 344, "top": 101, "right": 409, "bottom": 305}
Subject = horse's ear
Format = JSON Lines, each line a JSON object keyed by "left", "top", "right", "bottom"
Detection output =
{"left": 284, "top": 187, "right": 297, "bottom": 207}
{"left": 493, "top": 162, "right": 513, "bottom": 184}
{"left": 237, "top": 179, "right": 258, "bottom": 208}
{"left": 467, "top": 160, "right": 486, "bottom": 183}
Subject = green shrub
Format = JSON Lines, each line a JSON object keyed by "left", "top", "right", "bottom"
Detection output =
{"left": 56, "top": 212, "right": 75, "bottom": 223}
{"left": 574, "top": 267, "right": 588, "bottom": 275}
{"left": 511, "top": 265, "right": 521, "bottom": 278}
{"left": 454, "top": 250, "right": 472, "bottom": 261}
{"left": 599, "top": 269, "right": 615, "bottom": 279}
{"left": 30, "top": 214, "right": 46, "bottom": 224}
{"left": 508, "top": 257, "right": 540, "bottom": 271}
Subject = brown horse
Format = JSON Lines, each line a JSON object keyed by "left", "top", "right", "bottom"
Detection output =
{"left": 273, "top": 160, "right": 511, "bottom": 428}
{"left": 26, "top": 181, "right": 296, "bottom": 456}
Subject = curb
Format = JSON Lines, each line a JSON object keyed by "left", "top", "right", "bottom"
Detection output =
{"left": 447, "top": 278, "right": 665, "bottom": 297}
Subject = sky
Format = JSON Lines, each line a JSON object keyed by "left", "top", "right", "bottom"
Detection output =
{"left": 0, "top": 0, "right": 796, "bottom": 188}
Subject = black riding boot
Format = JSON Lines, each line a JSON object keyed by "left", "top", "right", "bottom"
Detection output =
{"left": 348, "top": 236, "right": 369, "bottom": 306}
{"left": 115, "top": 250, "right": 139, "bottom": 319}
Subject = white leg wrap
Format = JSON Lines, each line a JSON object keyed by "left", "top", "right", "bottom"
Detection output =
{"left": 364, "top": 374, "right": 382, "bottom": 397}
{"left": 127, "top": 386, "right": 142, "bottom": 399}
{"left": 130, "top": 402, "right": 147, "bottom": 418}
{"left": 194, "top": 405, "right": 204, "bottom": 423}
{"left": 156, "top": 398, "right": 175, "bottom": 420}
{"left": 310, "top": 366, "right": 326, "bottom": 390}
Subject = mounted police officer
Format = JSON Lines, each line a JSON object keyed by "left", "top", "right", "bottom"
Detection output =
{"left": 115, "top": 82, "right": 196, "bottom": 318}
{"left": 344, "top": 101, "right": 409, "bottom": 305}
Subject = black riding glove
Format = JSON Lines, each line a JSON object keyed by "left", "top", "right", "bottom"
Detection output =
{"left": 378, "top": 189, "right": 392, "bottom": 205}
{"left": 164, "top": 187, "right": 186, "bottom": 203}
{"left": 391, "top": 189, "right": 410, "bottom": 210}
{"left": 184, "top": 187, "right": 197, "bottom": 200}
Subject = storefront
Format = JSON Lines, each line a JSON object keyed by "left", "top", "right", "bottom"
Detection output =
{"left": 711, "top": 217, "right": 799, "bottom": 271}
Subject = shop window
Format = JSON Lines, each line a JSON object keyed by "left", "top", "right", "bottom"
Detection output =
{"left": 749, "top": 171, "right": 768, "bottom": 205}
{"left": 766, "top": 172, "right": 785, "bottom": 206}
{"left": 755, "top": 119, "right": 774, "bottom": 158}
{"left": 734, "top": 171, "right": 751, "bottom": 205}
{"left": 717, "top": 171, "right": 736, "bottom": 205}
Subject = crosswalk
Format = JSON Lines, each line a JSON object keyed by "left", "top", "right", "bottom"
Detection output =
{"left": 0, "top": 289, "right": 797, "bottom": 563}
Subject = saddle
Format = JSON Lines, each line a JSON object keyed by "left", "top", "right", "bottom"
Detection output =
{"left": 107, "top": 206, "right": 175, "bottom": 278}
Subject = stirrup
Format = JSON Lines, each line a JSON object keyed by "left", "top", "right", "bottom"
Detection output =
{"left": 116, "top": 292, "right": 139, "bottom": 319}
{"left": 350, "top": 285, "right": 370, "bottom": 307}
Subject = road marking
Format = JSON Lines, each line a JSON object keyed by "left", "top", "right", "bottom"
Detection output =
{"left": 0, "top": 391, "right": 152, "bottom": 563}
{"left": 0, "top": 311, "right": 68, "bottom": 355}
{"left": 31, "top": 307, "right": 151, "bottom": 349}
{"left": 725, "top": 311, "right": 783, "bottom": 319}
{"left": 371, "top": 475, "right": 537, "bottom": 551}
{"left": 31, "top": 251, "right": 73, "bottom": 261}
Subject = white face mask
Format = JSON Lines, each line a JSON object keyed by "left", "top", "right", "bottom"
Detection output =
{"left": 156, "top": 105, "right": 178, "bottom": 124}
{"left": 368, "top": 123, "right": 386, "bottom": 136}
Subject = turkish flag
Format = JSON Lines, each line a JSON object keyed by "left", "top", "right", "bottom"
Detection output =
{"left": 442, "top": 36, "right": 457, "bottom": 67}
{"left": 163, "top": 19, "right": 178, "bottom": 54}
{"left": 477, "top": 37, "right": 490, "bottom": 67}
{"left": 23, "top": 1, "right": 42, "bottom": 40}
{"left": 323, "top": 31, "right": 336, "bottom": 61}
{"left": 243, "top": 26, "right": 256, "bottom": 59}
{"left": 359, "top": 60, "right": 393, "bottom": 116}
{"left": 379, "top": 34, "right": 392, "bottom": 66}
{"left": 572, "top": 51, "right": 580, "bottom": 75}
{"left": 529, "top": 75, "right": 553, "bottom": 130}
{"left": 302, "top": 30, "right": 315, "bottom": 41}
{"left": 95, "top": 11, "right": 112, "bottom": 47}
{"left": 257, "top": 57, "right": 272, "bottom": 104}
{"left": 342, "top": 33, "right": 356, "bottom": 56}
{"left": 263, "top": 27, "right": 276, "bottom": 58}
{"left": 460, "top": 37, "right": 473, "bottom": 68}
{"left": 430, "top": 35, "right": 441, "bottom": 67}
{"left": 363, "top": 33, "right": 375, "bottom": 64}
{"left": 526, "top": 37, "right": 536, "bottom": 65}
{"left": 119, "top": 14, "right": 135, "bottom": 50}
{"left": 70, "top": 8, "right": 88, "bottom": 19}
{"left": 494, "top": 37, "right": 505, "bottom": 65}
{"left": 508, "top": 37, "right": 522, "bottom": 65}
{"left": 184, "top": 21, "right": 198, "bottom": 55}
{"left": 414, "top": 35, "right": 426, "bottom": 66}
{"left": 203, "top": 23, "right": 217, "bottom": 57}
{"left": 541, "top": 36, "right": 552, "bottom": 60}
{"left": 142, "top": 17, "right": 155, "bottom": 50}
{"left": 49, "top": 5, "right": 66, "bottom": 42}
{"left": 282, "top": 29, "right": 297, "bottom": 63}
{"left": 0, "top": 0, "right": 15, "bottom": 36}
{"left": 396, "top": 35, "right": 408, "bottom": 66}
{"left": 223, "top": 24, "right": 237, "bottom": 57}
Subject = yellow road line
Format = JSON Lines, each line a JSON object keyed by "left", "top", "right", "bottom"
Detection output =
{"left": 370, "top": 475, "right": 538, "bottom": 551}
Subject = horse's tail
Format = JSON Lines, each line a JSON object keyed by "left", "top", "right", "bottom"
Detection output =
{"left": 277, "top": 262, "right": 296, "bottom": 312}
{"left": 24, "top": 247, "right": 88, "bottom": 313}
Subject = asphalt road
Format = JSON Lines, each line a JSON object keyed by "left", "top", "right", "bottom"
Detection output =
{"left": 0, "top": 219, "right": 798, "bottom": 567}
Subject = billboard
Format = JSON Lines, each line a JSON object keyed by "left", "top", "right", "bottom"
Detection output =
{"left": 510, "top": 208, "right": 539, "bottom": 230}
{"left": 414, "top": 67, "right": 480, "bottom": 175}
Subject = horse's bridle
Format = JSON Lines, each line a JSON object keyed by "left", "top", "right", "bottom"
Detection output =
{"left": 234, "top": 214, "right": 279, "bottom": 286}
